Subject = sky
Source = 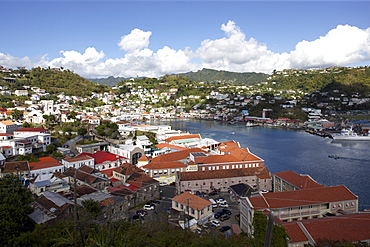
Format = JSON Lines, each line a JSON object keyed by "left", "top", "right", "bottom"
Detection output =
{"left": 0, "top": 0, "right": 369, "bottom": 78}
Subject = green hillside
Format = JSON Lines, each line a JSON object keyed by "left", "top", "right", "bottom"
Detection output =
{"left": 0, "top": 67, "right": 109, "bottom": 97}
{"left": 267, "top": 66, "right": 370, "bottom": 96}
{"left": 178, "top": 68, "right": 269, "bottom": 84}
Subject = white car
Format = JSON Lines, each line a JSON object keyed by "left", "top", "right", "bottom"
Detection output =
{"left": 218, "top": 201, "right": 229, "bottom": 208}
{"left": 143, "top": 204, "right": 155, "bottom": 210}
{"left": 211, "top": 220, "right": 220, "bottom": 227}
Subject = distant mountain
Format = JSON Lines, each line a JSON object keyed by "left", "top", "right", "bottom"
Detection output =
{"left": 88, "top": 76, "right": 128, "bottom": 87}
{"left": 178, "top": 68, "right": 269, "bottom": 84}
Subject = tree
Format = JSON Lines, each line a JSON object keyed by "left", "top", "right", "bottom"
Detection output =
{"left": 22, "top": 121, "right": 32, "bottom": 128}
{"left": 0, "top": 174, "right": 35, "bottom": 245}
{"left": 11, "top": 109, "right": 24, "bottom": 120}
{"left": 77, "top": 127, "right": 87, "bottom": 136}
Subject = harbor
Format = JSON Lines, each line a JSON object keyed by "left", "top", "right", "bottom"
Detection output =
{"left": 151, "top": 118, "right": 370, "bottom": 210}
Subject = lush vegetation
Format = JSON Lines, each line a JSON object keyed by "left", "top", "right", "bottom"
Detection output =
{"left": 0, "top": 67, "right": 109, "bottom": 97}
{"left": 179, "top": 68, "right": 269, "bottom": 85}
{"left": 267, "top": 67, "right": 370, "bottom": 96}
{"left": 0, "top": 174, "right": 35, "bottom": 246}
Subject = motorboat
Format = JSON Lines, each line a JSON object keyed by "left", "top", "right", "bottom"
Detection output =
{"left": 331, "top": 127, "right": 370, "bottom": 141}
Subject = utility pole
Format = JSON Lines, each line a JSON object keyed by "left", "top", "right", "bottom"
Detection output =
{"left": 73, "top": 169, "right": 78, "bottom": 247}
{"left": 264, "top": 210, "right": 274, "bottom": 247}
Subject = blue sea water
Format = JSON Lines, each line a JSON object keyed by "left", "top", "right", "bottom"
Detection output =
{"left": 151, "top": 119, "right": 370, "bottom": 210}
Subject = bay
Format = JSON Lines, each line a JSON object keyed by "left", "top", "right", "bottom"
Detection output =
{"left": 151, "top": 119, "right": 370, "bottom": 210}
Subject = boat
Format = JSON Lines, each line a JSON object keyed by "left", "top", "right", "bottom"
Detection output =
{"left": 245, "top": 122, "right": 259, "bottom": 127}
{"left": 331, "top": 127, "right": 370, "bottom": 141}
{"left": 328, "top": 155, "right": 340, "bottom": 159}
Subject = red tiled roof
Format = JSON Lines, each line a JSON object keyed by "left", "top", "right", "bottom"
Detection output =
{"left": 77, "top": 151, "right": 127, "bottom": 164}
{"left": 138, "top": 154, "right": 149, "bottom": 161}
{"left": 14, "top": 127, "right": 48, "bottom": 132}
{"left": 29, "top": 157, "right": 62, "bottom": 170}
{"left": 0, "top": 133, "right": 12, "bottom": 136}
{"left": 126, "top": 172, "right": 158, "bottom": 189}
{"left": 249, "top": 185, "right": 358, "bottom": 209}
{"left": 156, "top": 143, "right": 189, "bottom": 151}
{"left": 150, "top": 148, "right": 207, "bottom": 163}
{"left": 143, "top": 161, "right": 187, "bottom": 170}
{"left": 107, "top": 184, "right": 138, "bottom": 192}
{"left": 282, "top": 213, "right": 370, "bottom": 244}
{"left": 3, "top": 161, "right": 30, "bottom": 172}
{"left": 63, "top": 156, "right": 94, "bottom": 163}
{"left": 274, "top": 170, "right": 323, "bottom": 189}
{"left": 164, "top": 134, "right": 201, "bottom": 143}
{"left": 100, "top": 167, "right": 117, "bottom": 177}
{"left": 172, "top": 192, "right": 211, "bottom": 210}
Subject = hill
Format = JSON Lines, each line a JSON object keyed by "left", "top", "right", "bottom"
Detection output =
{"left": 178, "top": 68, "right": 269, "bottom": 84}
{"left": 88, "top": 76, "right": 128, "bottom": 87}
{"left": 267, "top": 66, "right": 370, "bottom": 96}
{"left": 1, "top": 67, "right": 109, "bottom": 97}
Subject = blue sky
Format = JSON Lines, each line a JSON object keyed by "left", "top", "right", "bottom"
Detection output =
{"left": 1, "top": 1, "right": 369, "bottom": 78}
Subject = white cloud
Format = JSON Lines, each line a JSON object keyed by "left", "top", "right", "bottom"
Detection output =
{"left": 118, "top": 28, "right": 152, "bottom": 52}
{"left": 1, "top": 22, "right": 369, "bottom": 78}
{"left": 290, "top": 24, "right": 370, "bottom": 68}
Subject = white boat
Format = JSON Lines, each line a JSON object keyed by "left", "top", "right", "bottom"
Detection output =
{"left": 246, "top": 122, "right": 259, "bottom": 127}
{"left": 331, "top": 128, "right": 370, "bottom": 141}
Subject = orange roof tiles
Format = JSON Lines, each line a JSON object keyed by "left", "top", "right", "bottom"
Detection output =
{"left": 195, "top": 154, "right": 241, "bottom": 164}
{"left": 143, "top": 161, "right": 187, "bottom": 170}
{"left": 150, "top": 148, "right": 207, "bottom": 163}
{"left": 164, "top": 134, "right": 201, "bottom": 143}
{"left": 138, "top": 154, "right": 149, "bottom": 161}
{"left": 63, "top": 156, "right": 94, "bottom": 163}
{"left": 283, "top": 213, "right": 370, "bottom": 244}
{"left": 29, "top": 157, "right": 62, "bottom": 170}
{"left": 274, "top": 170, "right": 323, "bottom": 189}
{"left": 172, "top": 192, "right": 211, "bottom": 210}
{"left": 250, "top": 185, "right": 358, "bottom": 209}
{"left": 156, "top": 143, "right": 189, "bottom": 150}
{"left": 0, "top": 120, "right": 17, "bottom": 125}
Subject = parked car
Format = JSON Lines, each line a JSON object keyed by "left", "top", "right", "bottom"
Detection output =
{"left": 151, "top": 200, "right": 160, "bottom": 204}
{"left": 219, "top": 225, "right": 231, "bottom": 232}
{"left": 211, "top": 220, "right": 220, "bottom": 227}
{"left": 218, "top": 201, "right": 229, "bottom": 208}
{"left": 209, "top": 198, "right": 218, "bottom": 208}
{"left": 222, "top": 209, "right": 232, "bottom": 215}
{"left": 143, "top": 204, "right": 155, "bottom": 210}
{"left": 215, "top": 197, "right": 226, "bottom": 204}
{"left": 219, "top": 214, "right": 230, "bottom": 221}
{"left": 214, "top": 210, "right": 225, "bottom": 219}
{"left": 209, "top": 191, "right": 218, "bottom": 196}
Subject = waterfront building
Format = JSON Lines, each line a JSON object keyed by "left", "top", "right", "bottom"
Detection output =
{"left": 273, "top": 170, "right": 323, "bottom": 192}
{"left": 142, "top": 161, "right": 188, "bottom": 185}
{"left": 282, "top": 212, "right": 370, "bottom": 246}
{"left": 176, "top": 166, "right": 271, "bottom": 194}
{"left": 240, "top": 185, "right": 358, "bottom": 235}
